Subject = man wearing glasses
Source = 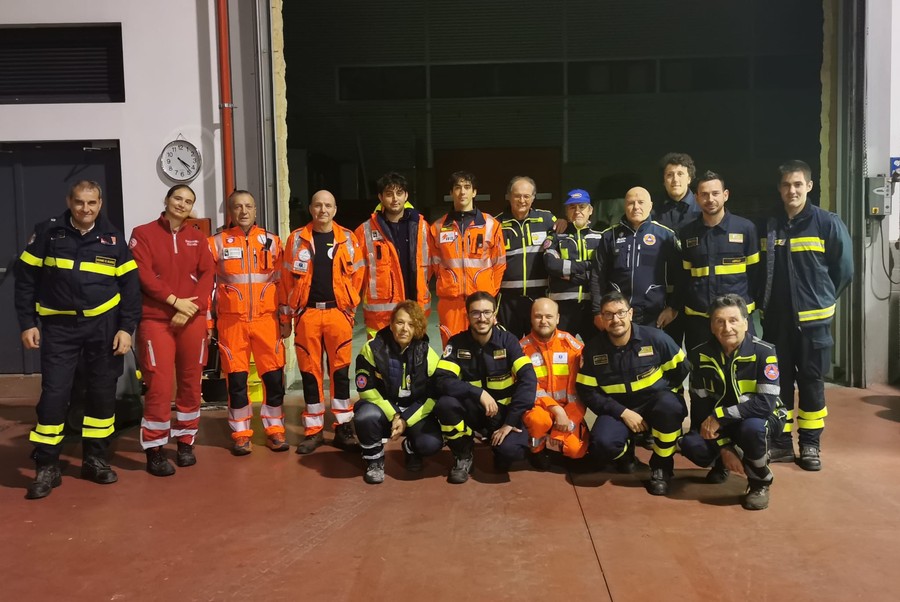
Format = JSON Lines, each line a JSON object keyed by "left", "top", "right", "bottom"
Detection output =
{"left": 495, "top": 176, "right": 556, "bottom": 338}
{"left": 433, "top": 292, "right": 537, "bottom": 484}
{"left": 576, "top": 291, "right": 688, "bottom": 496}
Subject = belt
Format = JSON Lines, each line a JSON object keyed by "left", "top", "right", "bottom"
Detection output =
{"left": 306, "top": 301, "right": 338, "bottom": 309}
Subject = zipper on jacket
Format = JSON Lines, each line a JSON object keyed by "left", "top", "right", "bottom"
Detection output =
{"left": 246, "top": 237, "right": 253, "bottom": 320}
{"left": 172, "top": 231, "right": 178, "bottom": 254}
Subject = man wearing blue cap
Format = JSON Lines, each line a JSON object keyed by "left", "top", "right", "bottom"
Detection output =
{"left": 543, "top": 189, "right": 603, "bottom": 340}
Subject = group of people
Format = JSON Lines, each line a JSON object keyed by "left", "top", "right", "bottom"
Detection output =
{"left": 14, "top": 152, "right": 853, "bottom": 512}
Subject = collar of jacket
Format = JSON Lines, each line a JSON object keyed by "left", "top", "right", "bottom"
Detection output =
{"left": 564, "top": 222, "right": 597, "bottom": 236}
{"left": 300, "top": 221, "right": 348, "bottom": 243}
{"left": 704, "top": 330, "right": 756, "bottom": 361}
{"left": 703, "top": 209, "right": 734, "bottom": 231}
{"left": 375, "top": 206, "right": 419, "bottom": 226}
{"left": 497, "top": 208, "right": 546, "bottom": 224}
{"left": 525, "top": 330, "right": 562, "bottom": 350}
{"left": 780, "top": 199, "right": 814, "bottom": 226}
{"left": 447, "top": 208, "right": 485, "bottom": 226}
{"left": 222, "top": 223, "right": 266, "bottom": 239}
{"left": 601, "top": 322, "right": 652, "bottom": 350}
{"left": 616, "top": 216, "right": 651, "bottom": 233}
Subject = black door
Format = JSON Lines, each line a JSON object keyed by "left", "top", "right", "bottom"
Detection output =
{"left": 0, "top": 141, "right": 123, "bottom": 374}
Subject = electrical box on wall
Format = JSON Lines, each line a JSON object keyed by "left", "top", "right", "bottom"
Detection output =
{"left": 866, "top": 176, "right": 892, "bottom": 217}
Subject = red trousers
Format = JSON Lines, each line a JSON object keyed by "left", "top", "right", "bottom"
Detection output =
{"left": 138, "top": 316, "right": 207, "bottom": 449}
{"left": 437, "top": 296, "right": 469, "bottom": 347}
{"left": 294, "top": 307, "right": 354, "bottom": 435}
{"left": 218, "top": 314, "right": 286, "bottom": 439}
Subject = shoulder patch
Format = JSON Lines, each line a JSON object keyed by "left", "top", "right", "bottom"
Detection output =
{"left": 764, "top": 364, "right": 779, "bottom": 381}
{"left": 541, "top": 237, "right": 554, "bottom": 250}
{"left": 129, "top": 237, "right": 137, "bottom": 249}
{"left": 442, "top": 344, "right": 453, "bottom": 358}
{"left": 356, "top": 374, "right": 368, "bottom": 389}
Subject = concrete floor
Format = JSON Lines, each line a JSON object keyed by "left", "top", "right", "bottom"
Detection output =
{"left": 2, "top": 372, "right": 900, "bottom": 601}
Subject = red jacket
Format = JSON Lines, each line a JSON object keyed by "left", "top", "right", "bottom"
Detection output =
{"left": 129, "top": 214, "right": 215, "bottom": 322}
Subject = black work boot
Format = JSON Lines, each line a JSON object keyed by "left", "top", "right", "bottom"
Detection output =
{"left": 145, "top": 447, "right": 176, "bottom": 477}
{"left": 798, "top": 445, "right": 821, "bottom": 471}
{"left": 528, "top": 449, "right": 551, "bottom": 471}
{"left": 768, "top": 446, "right": 795, "bottom": 463}
{"left": 295, "top": 431, "right": 324, "bottom": 455}
{"left": 403, "top": 439, "right": 423, "bottom": 473}
{"left": 614, "top": 443, "right": 637, "bottom": 474}
{"left": 646, "top": 467, "right": 672, "bottom": 496}
{"left": 81, "top": 456, "right": 118, "bottom": 484}
{"left": 176, "top": 442, "right": 196, "bottom": 467}
{"left": 742, "top": 480, "right": 770, "bottom": 510}
{"left": 26, "top": 464, "right": 62, "bottom": 500}
{"left": 448, "top": 454, "right": 474, "bottom": 484}
{"left": 364, "top": 458, "right": 385, "bottom": 484}
{"left": 705, "top": 457, "right": 729, "bottom": 484}
{"left": 333, "top": 423, "right": 359, "bottom": 451}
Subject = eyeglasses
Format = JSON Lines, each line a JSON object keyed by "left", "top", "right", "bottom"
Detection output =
{"left": 468, "top": 309, "right": 495, "bottom": 319}
{"left": 600, "top": 309, "right": 630, "bottom": 321}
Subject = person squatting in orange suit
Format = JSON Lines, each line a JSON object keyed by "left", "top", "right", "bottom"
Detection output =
{"left": 520, "top": 298, "right": 589, "bottom": 469}
{"left": 429, "top": 171, "right": 506, "bottom": 346}
{"left": 282, "top": 190, "right": 364, "bottom": 454}
{"left": 208, "top": 190, "right": 289, "bottom": 456}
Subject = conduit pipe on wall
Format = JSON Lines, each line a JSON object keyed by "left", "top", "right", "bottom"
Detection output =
{"left": 216, "top": 0, "right": 236, "bottom": 197}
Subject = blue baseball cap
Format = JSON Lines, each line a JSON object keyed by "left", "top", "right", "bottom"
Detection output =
{"left": 565, "top": 189, "right": 591, "bottom": 205}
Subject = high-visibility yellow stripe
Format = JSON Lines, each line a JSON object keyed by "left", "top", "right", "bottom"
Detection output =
{"left": 83, "top": 293, "right": 120, "bottom": 317}
{"left": 683, "top": 306, "right": 709, "bottom": 318}
{"left": 797, "top": 417, "right": 825, "bottom": 429}
{"left": 737, "top": 379, "right": 756, "bottom": 394}
{"left": 437, "top": 360, "right": 461, "bottom": 376}
{"left": 651, "top": 428, "right": 680, "bottom": 443}
{"left": 36, "top": 304, "right": 77, "bottom": 316}
{"left": 44, "top": 256, "right": 74, "bottom": 269}
{"left": 745, "top": 252, "right": 760, "bottom": 265}
{"left": 798, "top": 305, "right": 835, "bottom": 322}
{"left": 550, "top": 364, "right": 569, "bottom": 376}
{"left": 35, "top": 423, "right": 65, "bottom": 435}
{"left": 486, "top": 376, "right": 513, "bottom": 389}
{"left": 576, "top": 373, "right": 598, "bottom": 387}
{"left": 80, "top": 262, "right": 117, "bottom": 276}
{"left": 661, "top": 348, "right": 686, "bottom": 372}
{"left": 790, "top": 237, "right": 825, "bottom": 253}
{"left": 652, "top": 443, "right": 677, "bottom": 457}
{"left": 631, "top": 367, "right": 663, "bottom": 391}
{"left": 440, "top": 419, "right": 472, "bottom": 440}
{"left": 534, "top": 366, "right": 549, "bottom": 378}
{"left": 512, "top": 355, "right": 531, "bottom": 374}
{"left": 495, "top": 397, "right": 512, "bottom": 406}
{"left": 689, "top": 266, "right": 710, "bottom": 277}
{"left": 600, "top": 383, "right": 626, "bottom": 394}
{"left": 714, "top": 263, "right": 746, "bottom": 275}
{"left": 406, "top": 398, "right": 435, "bottom": 427}
{"left": 83, "top": 425, "right": 115, "bottom": 438}
{"left": 83, "top": 415, "right": 115, "bottom": 428}
{"left": 116, "top": 259, "right": 138, "bottom": 276}
{"left": 20, "top": 250, "right": 44, "bottom": 267}
{"left": 716, "top": 437, "right": 732, "bottom": 447}
{"left": 357, "top": 388, "right": 380, "bottom": 401}
{"left": 30, "top": 431, "right": 65, "bottom": 445}
{"left": 766, "top": 355, "right": 777, "bottom": 363}
{"left": 798, "top": 407, "right": 828, "bottom": 420}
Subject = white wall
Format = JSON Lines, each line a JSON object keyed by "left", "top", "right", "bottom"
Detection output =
{"left": 0, "top": 0, "right": 223, "bottom": 237}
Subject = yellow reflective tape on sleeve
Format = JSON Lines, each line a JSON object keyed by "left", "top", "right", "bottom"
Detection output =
{"left": 116, "top": 259, "right": 138, "bottom": 276}
{"left": 600, "top": 383, "right": 626, "bottom": 394}
{"left": 83, "top": 415, "right": 115, "bottom": 428}
{"left": 715, "top": 406, "right": 725, "bottom": 419}
{"left": 20, "top": 250, "right": 44, "bottom": 267}
{"left": 36, "top": 304, "right": 77, "bottom": 316}
{"left": 80, "top": 262, "right": 117, "bottom": 276}
{"left": 427, "top": 348, "right": 440, "bottom": 376}
{"left": 682, "top": 260, "right": 692, "bottom": 270}
{"left": 651, "top": 428, "right": 680, "bottom": 443}
{"left": 512, "top": 355, "right": 531, "bottom": 374}
{"left": 405, "top": 398, "right": 436, "bottom": 427}
{"left": 361, "top": 343, "right": 376, "bottom": 365}
{"left": 437, "top": 359, "right": 461, "bottom": 376}
{"left": 495, "top": 397, "right": 512, "bottom": 406}
{"left": 766, "top": 356, "right": 777, "bottom": 363}
{"left": 358, "top": 388, "right": 381, "bottom": 401}
{"left": 798, "top": 305, "right": 835, "bottom": 322}
{"left": 714, "top": 263, "right": 747, "bottom": 275}
{"left": 631, "top": 367, "right": 663, "bottom": 391}
{"left": 370, "top": 397, "right": 397, "bottom": 419}
{"left": 83, "top": 293, "right": 121, "bottom": 317}
{"left": 798, "top": 407, "right": 828, "bottom": 420}
{"left": 576, "top": 373, "right": 598, "bottom": 387}
{"left": 683, "top": 306, "right": 709, "bottom": 318}
{"left": 44, "top": 256, "right": 75, "bottom": 269}
{"left": 82, "top": 425, "right": 115, "bottom": 438}
{"left": 716, "top": 437, "right": 732, "bottom": 447}
{"left": 745, "top": 251, "right": 760, "bottom": 265}
{"left": 661, "top": 348, "right": 686, "bottom": 372}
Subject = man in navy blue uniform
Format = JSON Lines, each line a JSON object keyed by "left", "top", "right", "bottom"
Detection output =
{"left": 591, "top": 186, "right": 683, "bottom": 331}
{"left": 760, "top": 160, "right": 853, "bottom": 470}
{"left": 576, "top": 291, "right": 689, "bottom": 496}
{"left": 679, "top": 171, "right": 761, "bottom": 355}
{"left": 653, "top": 152, "right": 701, "bottom": 235}
{"left": 496, "top": 176, "right": 556, "bottom": 338}
{"left": 15, "top": 180, "right": 141, "bottom": 499}
{"left": 680, "top": 294, "right": 785, "bottom": 510}
{"left": 433, "top": 291, "right": 537, "bottom": 484}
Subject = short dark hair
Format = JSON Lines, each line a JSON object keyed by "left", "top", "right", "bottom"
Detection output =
{"left": 709, "top": 294, "right": 749, "bottom": 321}
{"left": 465, "top": 291, "right": 496, "bottom": 312}
{"left": 778, "top": 160, "right": 812, "bottom": 183}
{"left": 506, "top": 175, "right": 537, "bottom": 197}
{"left": 660, "top": 153, "right": 696, "bottom": 180}
{"left": 695, "top": 170, "right": 726, "bottom": 190}
{"left": 227, "top": 189, "right": 255, "bottom": 208}
{"left": 68, "top": 180, "right": 103, "bottom": 200}
{"left": 449, "top": 171, "right": 477, "bottom": 191}
{"left": 377, "top": 172, "right": 409, "bottom": 194}
{"left": 166, "top": 184, "right": 196, "bottom": 201}
{"left": 599, "top": 291, "right": 631, "bottom": 312}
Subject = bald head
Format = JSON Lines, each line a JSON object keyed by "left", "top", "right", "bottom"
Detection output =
{"left": 624, "top": 186, "right": 652, "bottom": 228}
{"left": 531, "top": 297, "right": 560, "bottom": 341}
{"left": 309, "top": 189, "right": 337, "bottom": 232}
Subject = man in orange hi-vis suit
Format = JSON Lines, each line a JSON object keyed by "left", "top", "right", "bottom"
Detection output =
{"left": 208, "top": 190, "right": 289, "bottom": 456}
{"left": 429, "top": 171, "right": 506, "bottom": 345}
{"left": 520, "top": 297, "right": 589, "bottom": 469}
{"left": 282, "top": 190, "right": 365, "bottom": 454}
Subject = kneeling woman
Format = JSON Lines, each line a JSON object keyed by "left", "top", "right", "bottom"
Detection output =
{"left": 353, "top": 301, "right": 443, "bottom": 484}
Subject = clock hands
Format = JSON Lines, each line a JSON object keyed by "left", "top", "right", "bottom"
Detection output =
{"left": 178, "top": 157, "right": 192, "bottom": 170}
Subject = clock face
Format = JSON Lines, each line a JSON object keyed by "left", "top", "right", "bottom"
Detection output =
{"left": 160, "top": 141, "right": 201, "bottom": 182}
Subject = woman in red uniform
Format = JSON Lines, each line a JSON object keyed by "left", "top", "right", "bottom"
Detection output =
{"left": 129, "top": 185, "right": 215, "bottom": 476}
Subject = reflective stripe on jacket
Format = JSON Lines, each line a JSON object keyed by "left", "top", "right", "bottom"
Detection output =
{"left": 520, "top": 329, "right": 583, "bottom": 416}
{"left": 496, "top": 208, "right": 556, "bottom": 295}
{"left": 429, "top": 208, "right": 506, "bottom": 299}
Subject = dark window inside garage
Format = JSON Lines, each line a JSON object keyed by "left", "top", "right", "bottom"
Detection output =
{"left": 283, "top": 1, "right": 823, "bottom": 229}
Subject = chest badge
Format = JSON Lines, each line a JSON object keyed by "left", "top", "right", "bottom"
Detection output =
{"left": 642, "top": 233, "right": 656, "bottom": 246}
{"left": 593, "top": 354, "right": 609, "bottom": 366}
{"left": 298, "top": 249, "right": 311, "bottom": 261}
{"left": 638, "top": 345, "right": 654, "bottom": 357}
{"left": 685, "top": 237, "right": 699, "bottom": 248}
{"left": 493, "top": 349, "right": 507, "bottom": 360}
{"left": 729, "top": 233, "right": 744, "bottom": 243}
{"left": 457, "top": 349, "right": 472, "bottom": 360}
{"left": 439, "top": 231, "right": 457, "bottom": 244}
